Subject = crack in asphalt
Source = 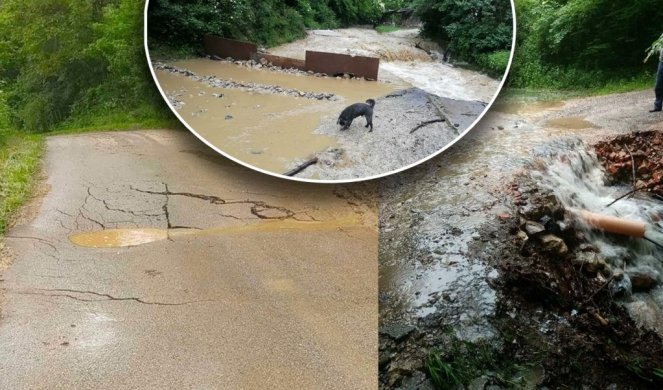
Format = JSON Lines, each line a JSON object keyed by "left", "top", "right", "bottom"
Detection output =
{"left": 13, "top": 288, "right": 215, "bottom": 306}
{"left": 130, "top": 186, "right": 319, "bottom": 222}
{"left": 49, "top": 183, "right": 326, "bottom": 237}
{"left": 4, "top": 236, "right": 57, "bottom": 252}
{"left": 86, "top": 187, "right": 163, "bottom": 219}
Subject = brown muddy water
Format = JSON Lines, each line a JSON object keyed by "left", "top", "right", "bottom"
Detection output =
{"left": 492, "top": 100, "right": 566, "bottom": 115}
{"left": 69, "top": 214, "right": 362, "bottom": 248}
{"left": 545, "top": 116, "right": 598, "bottom": 129}
{"left": 155, "top": 59, "right": 404, "bottom": 173}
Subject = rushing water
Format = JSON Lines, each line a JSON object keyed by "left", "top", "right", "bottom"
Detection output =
{"left": 529, "top": 143, "right": 663, "bottom": 333}
{"left": 379, "top": 92, "right": 663, "bottom": 339}
{"left": 532, "top": 143, "right": 663, "bottom": 279}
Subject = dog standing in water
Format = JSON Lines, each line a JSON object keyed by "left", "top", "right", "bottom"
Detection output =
{"left": 337, "top": 99, "right": 375, "bottom": 132}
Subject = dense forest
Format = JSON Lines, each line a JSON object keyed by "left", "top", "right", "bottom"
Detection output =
{"left": 509, "top": 0, "right": 663, "bottom": 90}
{"left": 1, "top": 0, "right": 661, "bottom": 133}
{"left": 148, "top": 0, "right": 513, "bottom": 73}
{"left": 0, "top": 0, "right": 170, "bottom": 133}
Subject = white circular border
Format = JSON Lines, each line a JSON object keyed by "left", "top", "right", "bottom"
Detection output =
{"left": 144, "top": 0, "right": 517, "bottom": 184}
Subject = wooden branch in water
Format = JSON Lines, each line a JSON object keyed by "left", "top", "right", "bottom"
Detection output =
{"left": 283, "top": 157, "right": 318, "bottom": 177}
{"left": 605, "top": 186, "right": 650, "bottom": 208}
{"left": 409, "top": 119, "right": 445, "bottom": 134}
{"left": 414, "top": 41, "right": 431, "bottom": 55}
{"left": 624, "top": 144, "right": 636, "bottom": 188}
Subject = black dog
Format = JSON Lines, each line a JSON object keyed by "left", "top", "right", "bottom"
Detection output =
{"left": 337, "top": 99, "right": 375, "bottom": 132}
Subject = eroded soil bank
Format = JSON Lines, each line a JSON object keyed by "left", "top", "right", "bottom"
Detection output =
{"left": 379, "top": 90, "right": 663, "bottom": 389}
{"left": 152, "top": 27, "right": 497, "bottom": 180}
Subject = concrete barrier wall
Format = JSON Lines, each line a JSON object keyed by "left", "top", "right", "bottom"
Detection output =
{"left": 305, "top": 51, "right": 380, "bottom": 80}
{"left": 203, "top": 36, "right": 257, "bottom": 60}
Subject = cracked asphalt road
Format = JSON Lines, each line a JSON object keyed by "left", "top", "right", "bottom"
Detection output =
{"left": 0, "top": 130, "right": 377, "bottom": 389}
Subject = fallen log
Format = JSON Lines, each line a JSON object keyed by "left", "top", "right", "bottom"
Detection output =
{"left": 283, "top": 157, "right": 318, "bottom": 177}
{"left": 414, "top": 41, "right": 431, "bottom": 55}
{"left": 409, "top": 119, "right": 445, "bottom": 134}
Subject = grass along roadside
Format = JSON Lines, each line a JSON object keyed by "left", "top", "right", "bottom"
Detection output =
{"left": 50, "top": 105, "right": 181, "bottom": 136}
{"left": 500, "top": 74, "right": 654, "bottom": 105}
{"left": 0, "top": 130, "right": 43, "bottom": 236}
{"left": 0, "top": 102, "right": 179, "bottom": 236}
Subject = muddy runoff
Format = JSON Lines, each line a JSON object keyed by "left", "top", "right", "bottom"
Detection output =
{"left": 378, "top": 94, "right": 663, "bottom": 389}
{"left": 69, "top": 215, "right": 361, "bottom": 248}
{"left": 154, "top": 59, "right": 403, "bottom": 174}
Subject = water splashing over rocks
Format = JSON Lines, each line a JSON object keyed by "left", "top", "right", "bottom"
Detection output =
{"left": 528, "top": 140, "right": 663, "bottom": 332}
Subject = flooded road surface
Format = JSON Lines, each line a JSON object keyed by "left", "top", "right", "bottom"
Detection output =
{"left": 0, "top": 130, "right": 378, "bottom": 389}
{"left": 155, "top": 59, "right": 403, "bottom": 174}
{"left": 379, "top": 90, "right": 663, "bottom": 337}
{"left": 380, "top": 61, "right": 498, "bottom": 103}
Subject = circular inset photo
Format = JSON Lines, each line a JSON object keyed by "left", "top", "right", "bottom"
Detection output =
{"left": 145, "top": 0, "right": 515, "bottom": 182}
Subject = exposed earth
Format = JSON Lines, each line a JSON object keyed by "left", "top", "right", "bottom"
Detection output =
{"left": 0, "top": 130, "right": 378, "bottom": 389}
{"left": 378, "top": 90, "right": 663, "bottom": 389}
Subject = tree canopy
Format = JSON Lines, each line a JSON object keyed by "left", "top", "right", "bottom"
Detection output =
{"left": 147, "top": 0, "right": 383, "bottom": 49}
{"left": 510, "top": 0, "right": 663, "bottom": 89}
{"left": 414, "top": 0, "right": 513, "bottom": 71}
{"left": 0, "top": 0, "right": 165, "bottom": 132}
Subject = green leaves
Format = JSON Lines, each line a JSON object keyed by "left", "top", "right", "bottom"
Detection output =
{"left": 0, "top": 0, "right": 166, "bottom": 132}
{"left": 644, "top": 33, "right": 663, "bottom": 63}
{"left": 415, "top": 0, "right": 513, "bottom": 66}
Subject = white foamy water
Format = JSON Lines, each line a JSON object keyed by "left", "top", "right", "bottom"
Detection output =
{"left": 380, "top": 60, "right": 499, "bottom": 103}
{"left": 531, "top": 145, "right": 663, "bottom": 281}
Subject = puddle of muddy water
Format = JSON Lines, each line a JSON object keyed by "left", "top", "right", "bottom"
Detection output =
{"left": 70, "top": 228, "right": 168, "bottom": 248}
{"left": 156, "top": 59, "right": 403, "bottom": 173}
{"left": 69, "top": 215, "right": 362, "bottom": 248}
{"left": 545, "top": 116, "right": 597, "bottom": 129}
{"left": 492, "top": 100, "right": 566, "bottom": 115}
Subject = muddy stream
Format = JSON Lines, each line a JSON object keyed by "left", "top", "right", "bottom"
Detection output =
{"left": 155, "top": 60, "right": 401, "bottom": 173}
{"left": 153, "top": 28, "right": 500, "bottom": 178}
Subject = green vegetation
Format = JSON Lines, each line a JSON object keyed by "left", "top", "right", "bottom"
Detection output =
{"left": 0, "top": 0, "right": 174, "bottom": 133}
{"left": 425, "top": 335, "right": 527, "bottom": 389}
{"left": 148, "top": 0, "right": 382, "bottom": 51}
{"left": 414, "top": 0, "right": 513, "bottom": 75}
{"left": 0, "top": 130, "right": 43, "bottom": 235}
{"left": 477, "top": 50, "right": 511, "bottom": 77}
{"left": 375, "top": 25, "right": 401, "bottom": 34}
{"left": 509, "top": 0, "right": 663, "bottom": 93}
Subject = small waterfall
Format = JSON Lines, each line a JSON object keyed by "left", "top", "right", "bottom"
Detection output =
{"left": 531, "top": 143, "right": 663, "bottom": 285}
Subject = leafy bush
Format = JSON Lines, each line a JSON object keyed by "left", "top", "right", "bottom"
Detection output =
{"left": 477, "top": 50, "right": 510, "bottom": 76}
{"left": 148, "top": 0, "right": 381, "bottom": 51}
{"left": 414, "top": 0, "right": 513, "bottom": 67}
{"left": 509, "top": 0, "right": 663, "bottom": 90}
{"left": 0, "top": 0, "right": 170, "bottom": 132}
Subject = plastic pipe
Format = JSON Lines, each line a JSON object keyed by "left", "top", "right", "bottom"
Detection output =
{"left": 578, "top": 210, "right": 646, "bottom": 237}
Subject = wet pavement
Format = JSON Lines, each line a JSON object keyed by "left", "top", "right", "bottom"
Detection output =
{"left": 0, "top": 130, "right": 378, "bottom": 389}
